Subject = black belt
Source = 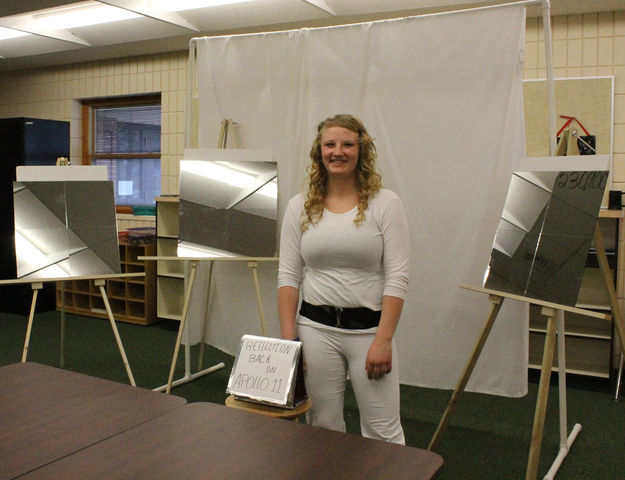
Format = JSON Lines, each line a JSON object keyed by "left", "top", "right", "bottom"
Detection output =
{"left": 299, "top": 300, "right": 381, "bottom": 330}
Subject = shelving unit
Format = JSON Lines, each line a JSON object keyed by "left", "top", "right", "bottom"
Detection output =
{"left": 155, "top": 196, "right": 184, "bottom": 321}
{"left": 529, "top": 211, "right": 623, "bottom": 379}
{"left": 56, "top": 241, "right": 156, "bottom": 325}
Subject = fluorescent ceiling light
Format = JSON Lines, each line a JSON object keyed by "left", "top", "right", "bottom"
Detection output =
{"left": 181, "top": 160, "right": 277, "bottom": 199}
{"left": 35, "top": 2, "right": 140, "bottom": 30}
{"left": 182, "top": 160, "right": 256, "bottom": 188}
{"left": 15, "top": 230, "right": 48, "bottom": 263}
{"left": 14, "top": 230, "right": 70, "bottom": 278}
{"left": 152, "top": 0, "right": 253, "bottom": 12}
{"left": 257, "top": 181, "right": 277, "bottom": 199}
{"left": 0, "top": 27, "right": 30, "bottom": 40}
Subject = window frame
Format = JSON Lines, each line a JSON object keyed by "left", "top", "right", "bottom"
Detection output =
{"left": 82, "top": 94, "right": 162, "bottom": 209}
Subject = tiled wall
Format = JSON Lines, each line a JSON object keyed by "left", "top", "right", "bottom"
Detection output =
{"left": 524, "top": 11, "right": 625, "bottom": 189}
{"left": 0, "top": 10, "right": 623, "bottom": 218}
{"left": 0, "top": 51, "right": 188, "bottom": 231}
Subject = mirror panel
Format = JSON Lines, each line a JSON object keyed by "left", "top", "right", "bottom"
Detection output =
{"left": 178, "top": 158, "right": 277, "bottom": 257}
{"left": 483, "top": 170, "right": 608, "bottom": 306}
{"left": 14, "top": 181, "right": 120, "bottom": 279}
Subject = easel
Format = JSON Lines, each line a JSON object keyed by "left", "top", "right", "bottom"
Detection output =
{"left": 428, "top": 223, "right": 625, "bottom": 480}
{"left": 140, "top": 256, "right": 278, "bottom": 393}
{"left": 1, "top": 273, "right": 142, "bottom": 386}
{"left": 145, "top": 118, "right": 278, "bottom": 394}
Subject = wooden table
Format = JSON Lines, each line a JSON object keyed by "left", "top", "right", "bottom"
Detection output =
{"left": 19, "top": 402, "right": 443, "bottom": 480}
{"left": 1, "top": 362, "right": 442, "bottom": 480}
{"left": 0, "top": 362, "right": 186, "bottom": 480}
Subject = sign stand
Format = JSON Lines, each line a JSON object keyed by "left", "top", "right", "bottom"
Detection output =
{"left": 1, "top": 273, "right": 142, "bottom": 386}
{"left": 140, "top": 256, "right": 278, "bottom": 394}
{"left": 428, "top": 224, "right": 625, "bottom": 480}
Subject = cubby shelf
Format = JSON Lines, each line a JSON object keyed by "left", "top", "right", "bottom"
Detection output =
{"left": 155, "top": 196, "right": 184, "bottom": 321}
{"left": 55, "top": 241, "right": 157, "bottom": 325}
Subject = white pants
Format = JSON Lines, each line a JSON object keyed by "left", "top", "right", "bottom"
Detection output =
{"left": 298, "top": 321, "right": 405, "bottom": 444}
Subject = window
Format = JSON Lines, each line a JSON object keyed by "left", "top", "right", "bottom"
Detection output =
{"left": 84, "top": 95, "right": 161, "bottom": 207}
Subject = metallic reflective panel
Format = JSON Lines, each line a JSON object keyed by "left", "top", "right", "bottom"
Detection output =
{"left": 178, "top": 159, "right": 277, "bottom": 257}
{"left": 13, "top": 181, "right": 120, "bottom": 279}
{"left": 483, "top": 170, "right": 608, "bottom": 306}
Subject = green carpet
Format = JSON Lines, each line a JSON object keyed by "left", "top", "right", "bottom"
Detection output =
{"left": 1, "top": 310, "right": 624, "bottom": 479}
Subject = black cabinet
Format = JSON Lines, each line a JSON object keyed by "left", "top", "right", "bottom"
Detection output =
{"left": 0, "top": 118, "right": 70, "bottom": 313}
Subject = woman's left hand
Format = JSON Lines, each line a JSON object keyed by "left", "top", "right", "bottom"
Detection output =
{"left": 365, "top": 337, "right": 393, "bottom": 380}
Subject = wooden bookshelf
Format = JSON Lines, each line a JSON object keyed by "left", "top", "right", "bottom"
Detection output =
{"left": 155, "top": 196, "right": 184, "bottom": 321}
{"left": 56, "top": 241, "right": 157, "bottom": 325}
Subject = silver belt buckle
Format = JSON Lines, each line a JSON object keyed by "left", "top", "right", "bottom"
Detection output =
{"left": 335, "top": 306, "right": 343, "bottom": 327}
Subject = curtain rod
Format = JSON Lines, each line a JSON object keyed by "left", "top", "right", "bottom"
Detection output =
{"left": 187, "top": 0, "right": 556, "bottom": 156}
{"left": 188, "top": 0, "right": 549, "bottom": 46}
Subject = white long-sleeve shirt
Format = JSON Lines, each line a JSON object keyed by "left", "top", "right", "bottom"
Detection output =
{"left": 278, "top": 188, "right": 409, "bottom": 311}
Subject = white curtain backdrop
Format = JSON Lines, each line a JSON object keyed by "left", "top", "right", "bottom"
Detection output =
{"left": 191, "top": 4, "right": 528, "bottom": 396}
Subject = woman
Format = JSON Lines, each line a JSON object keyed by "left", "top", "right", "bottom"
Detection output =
{"left": 278, "top": 114, "right": 409, "bottom": 444}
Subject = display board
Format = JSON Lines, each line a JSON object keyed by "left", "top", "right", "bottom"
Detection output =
{"left": 484, "top": 155, "right": 610, "bottom": 306}
{"left": 178, "top": 149, "right": 277, "bottom": 258}
{"left": 227, "top": 335, "right": 304, "bottom": 408}
{"left": 13, "top": 166, "right": 120, "bottom": 279}
{"left": 524, "top": 77, "right": 613, "bottom": 158}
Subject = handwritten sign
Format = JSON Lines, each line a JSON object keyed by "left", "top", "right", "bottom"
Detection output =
{"left": 226, "top": 335, "right": 302, "bottom": 408}
{"left": 554, "top": 171, "right": 608, "bottom": 191}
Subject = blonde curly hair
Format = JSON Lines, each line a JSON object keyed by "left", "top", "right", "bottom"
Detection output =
{"left": 302, "top": 114, "right": 382, "bottom": 231}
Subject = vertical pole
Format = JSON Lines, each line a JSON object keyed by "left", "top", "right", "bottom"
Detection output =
{"left": 556, "top": 310, "right": 567, "bottom": 447}
{"left": 615, "top": 353, "right": 624, "bottom": 401}
{"left": 542, "top": 0, "right": 557, "bottom": 155}
{"left": 185, "top": 40, "right": 196, "bottom": 151}
{"left": 166, "top": 261, "right": 198, "bottom": 394}
{"left": 543, "top": 309, "right": 583, "bottom": 480}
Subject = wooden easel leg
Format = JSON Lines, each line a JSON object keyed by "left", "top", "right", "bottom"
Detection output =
{"left": 95, "top": 279, "right": 136, "bottom": 387}
{"left": 526, "top": 307, "right": 558, "bottom": 480}
{"left": 428, "top": 294, "right": 503, "bottom": 451}
{"left": 218, "top": 120, "right": 226, "bottom": 148}
{"left": 593, "top": 225, "right": 625, "bottom": 363}
{"left": 166, "top": 261, "right": 198, "bottom": 394}
{"left": 21, "top": 282, "right": 43, "bottom": 362}
{"left": 248, "top": 261, "right": 268, "bottom": 337}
